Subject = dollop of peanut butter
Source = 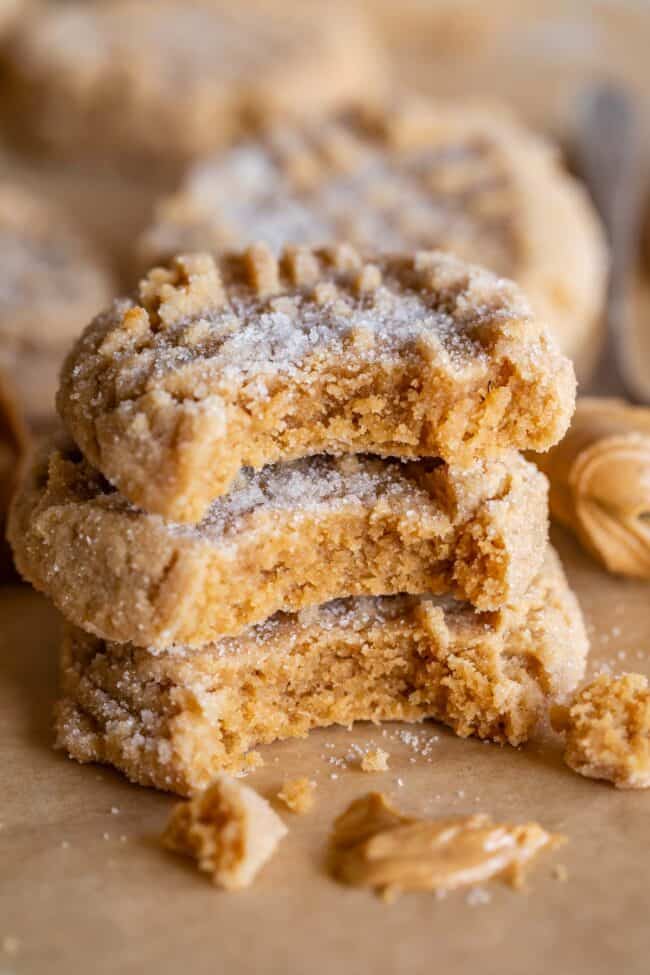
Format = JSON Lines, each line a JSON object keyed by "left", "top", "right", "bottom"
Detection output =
{"left": 536, "top": 398, "right": 650, "bottom": 578}
{"left": 329, "top": 793, "right": 562, "bottom": 899}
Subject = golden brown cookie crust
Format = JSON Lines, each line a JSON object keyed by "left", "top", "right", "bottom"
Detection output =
{"left": 0, "top": 182, "right": 113, "bottom": 423}
{"left": 139, "top": 99, "right": 606, "bottom": 365}
{"left": 54, "top": 547, "right": 588, "bottom": 795}
{"left": 58, "top": 246, "right": 575, "bottom": 523}
{"left": 5, "top": 0, "right": 384, "bottom": 162}
{"left": 10, "top": 435, "right": 548, "bottom": 646}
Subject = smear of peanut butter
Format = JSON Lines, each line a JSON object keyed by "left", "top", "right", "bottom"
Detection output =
{"left": 536, "top": 398, "right": 650, "bottom": 579}
{"left": 329, "top": 793, "right": 562, "bottom": 900}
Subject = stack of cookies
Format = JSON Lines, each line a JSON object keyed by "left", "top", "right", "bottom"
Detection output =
{"left": 9, "top": 243, "right": 588, "bottom": 795}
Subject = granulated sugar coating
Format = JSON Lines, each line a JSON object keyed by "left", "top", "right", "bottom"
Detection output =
{"left": 54, "top": 547, "right": 588, "bottom": 795}
{"left": 139, "top": 100, "right": 606, "bottom": 363}
{"left": 58, "top": 244, "right": 575, "bottom": 523}
{"left": 11, "top": 432, "right": 548, "bottom": 647}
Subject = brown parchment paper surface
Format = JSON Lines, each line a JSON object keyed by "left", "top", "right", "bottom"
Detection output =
{"left": 1, "top": 527, "right": 649, "bottom": 975}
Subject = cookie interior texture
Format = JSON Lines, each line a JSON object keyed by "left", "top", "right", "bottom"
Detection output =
{"left": 139, "top": 100, "right": 606, "bottom": 366}
{"left": 162, "top": 774, "right": 287, "bottom": 888}
{"left": 563, "top": 674, "right": 650, "bottom": 789}
{"left": 10, "top": 434, "right": 548, "bottom": 646}
{"left": 57, "top": 245, "right": 575, "bottom": 522}
{"left": 55, "top": 547, "right": 588, "bottom": 795}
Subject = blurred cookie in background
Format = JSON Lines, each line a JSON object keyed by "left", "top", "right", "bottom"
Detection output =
{"left": 364, "top": 0, "right": 650, "bottom": 147}
{"left": 0, "top": 0, "right": 24, "bottom": 36}
{"left": 0, "top": 368, "right": 28, "bottom": 579}
{"left": 2, "top": 153, "right": 175, "bottom": 290}
{"left": 0, "top": 182, "right": 113, "bottom": 425}
{"left": 3, "top": 0, "right": 385, "bottom": 163}
{"left": 139, "top": 99, "right": 607, "bottom": 377}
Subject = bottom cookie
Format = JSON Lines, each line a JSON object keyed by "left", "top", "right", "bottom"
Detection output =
{"left": 55, "top": 548, "right": 588, "bottom": 795}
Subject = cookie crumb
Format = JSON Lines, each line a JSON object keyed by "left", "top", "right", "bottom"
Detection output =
{"left": 380, "top": 884, "right": 399, "bottom": 904}
{"left": 2, "top": 936, "right": 19, "bottom": 956}
{"left": 277, "top": 777, "right": 316, "bottom": 815}
{"left": 553, "top": 864, "right": 569, "bottom": 883}
{"left": 561, "top": 673, "right": 650, "bottom": 788}
{"left": 162, "top": 775, "right": 287, "bottom": 889}
{"left": 361, "top": 748, "right": 390, "bottom": 772}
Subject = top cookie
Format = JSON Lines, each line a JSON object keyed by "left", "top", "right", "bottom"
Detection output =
{"left": 139, "top": 101, "right": 607, "bottom": 362}
{"left": 4, "top": 0, "right": 384, "bottom": 161}
{"left": 0, "top": 181, "right": 113, "bottom": 423}
{"left": 58, "top": 245, "right": 575, "bottom": 523}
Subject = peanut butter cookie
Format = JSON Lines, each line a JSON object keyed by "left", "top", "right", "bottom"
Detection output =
{"left": 10, "top": 436, "right": 548, "bottom": 646}
{"left": 0, "top": 182, "right": 113, "bottom": 424}
{"left": 4, "top": 0, "right": 384, "bottom": 162}
{"left": 57, "top": 246, "right": 575, "bottom": 523}
{"left": 139, "top": 100, "right": 606, "bottom": 365}
{"left": 54, "top": 547, "right": 588, "bottom": 794}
